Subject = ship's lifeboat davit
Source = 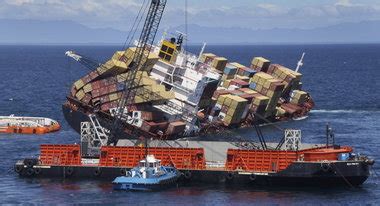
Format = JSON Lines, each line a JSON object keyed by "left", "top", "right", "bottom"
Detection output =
{"left": 0, "top": 114, "right": 61, "bottom": 134}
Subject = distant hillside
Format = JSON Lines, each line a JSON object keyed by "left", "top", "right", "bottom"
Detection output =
{"left": 1, "top": 19, "right": 380, "bottom": 44}
{"left": 0, "top": 19, "right": 126, "bottom": 44}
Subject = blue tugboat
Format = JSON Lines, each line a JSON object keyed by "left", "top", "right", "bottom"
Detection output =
{"left": 112, "top": 155, "right": 180, "bottom": 191}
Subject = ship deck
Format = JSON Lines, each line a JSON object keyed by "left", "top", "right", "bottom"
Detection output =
{"left": 117, "top": 139, "right": 323, "bottom": 163}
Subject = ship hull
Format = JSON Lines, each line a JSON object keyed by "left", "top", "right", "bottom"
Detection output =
{"left": 62, "top": 99, "right": 311, "bottom": 140}
{"left": 15, "top": 161, "right": 370, "bottom": 187}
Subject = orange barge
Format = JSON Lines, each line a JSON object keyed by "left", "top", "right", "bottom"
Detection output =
{"left": 15, "top": 140, "right": 374, "bottom": 187}
{"left": 0, "top": 115, "right": 60, "bottom": 134}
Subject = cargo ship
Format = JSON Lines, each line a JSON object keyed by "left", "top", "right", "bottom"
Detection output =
{"left": 0, "top": 115, "right": 60, "bottom": 134}
{"left": 63, "top": 32, "right": 314, "bottom": 140}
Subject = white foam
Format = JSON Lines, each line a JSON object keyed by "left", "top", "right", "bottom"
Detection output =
{"left": 311, "top": 109, "right": 380, "bottom": 114}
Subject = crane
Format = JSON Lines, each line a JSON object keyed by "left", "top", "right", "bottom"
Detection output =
{"left": 68, "top": 0, "right": 167, "bottom": 156}
{"left": 108, "top": 0, "right": 167, "bottom": 146}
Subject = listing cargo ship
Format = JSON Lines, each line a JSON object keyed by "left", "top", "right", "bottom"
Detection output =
{"left": 63, "top": 33, "right": 314, "bottom": 140}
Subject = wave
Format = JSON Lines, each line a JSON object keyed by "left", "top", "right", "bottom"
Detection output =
{"left": 311, "top": 109, "right": 380, "bottom": 114}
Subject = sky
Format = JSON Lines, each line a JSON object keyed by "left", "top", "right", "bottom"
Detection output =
{"left": 1, "top": 0, "right": 380, "bottom": 31}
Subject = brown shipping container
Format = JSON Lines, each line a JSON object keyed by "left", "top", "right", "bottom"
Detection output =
{"left": 141, "top": 121, "right": 159, "bottom": 133}
{"left": 166, "top": 121, "right": 186, "bottom": 135}
{"left": 140, "top": 111, "right": 163, "bottom": 121}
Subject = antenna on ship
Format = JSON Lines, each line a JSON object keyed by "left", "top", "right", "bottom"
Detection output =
{"left": 295, "top": 52, "right": 305, "bottom": 73}
{"left": 198, "top": 42, "right": 207, "bottom": 61}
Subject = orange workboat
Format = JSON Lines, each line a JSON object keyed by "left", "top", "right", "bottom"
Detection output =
{"left": 0, "top": 115, "right": 60, "bottom": 134}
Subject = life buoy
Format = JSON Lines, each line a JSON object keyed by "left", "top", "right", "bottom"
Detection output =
{"left": 321, "top": 162, "right": 331, "bottom": 172}
{"left": 94, "top": 168, "right": 102, "bottom": 177}
{"left": 34, "top": 167, "right": 41, "bottom": 175}
{"left": 65, "top": 167, "right": 74, "bottom": 176}
{"left": 25, "top": 159, "right": 35, "bottom": 168}
{"left": 120, "top": 168, "right": 127, "bottom": 176}
{"left": 226, "top": 172, "right": 234, "bottom": 180}
{"left": 26, "top": 168, "right": 34, "bottom": 176}
{"left": 249, "top": 174, "right": 257, "bottom": 181}
{"left": 184, "top": 171, "right": 191, "bottom": 179}
{"left": 15, "top": 165, "right": 23, "bottom": 173}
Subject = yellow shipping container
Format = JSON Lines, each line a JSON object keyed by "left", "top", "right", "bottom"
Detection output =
{"left": 75, "top": 89, "right": 85, "bottom": 100}
{"left": 74, "top": 79, "right": 85, "bottom": 90}
{"left": 230, "top": 62, "right": 246, "bottom": 69}
{"left": 212, "top": 57, "right": 228, "bottom": 71}
{"left": 276, "top": 107, "right": 286, "bottom": 116}
{"left": 255, "top": 72, "right": 274, "bottom": 80}
{"left": 200, "top": 53, "right": 216, "bottom": 63}
{"left": 251, "top": 57, "right": 270, "bottom": 68}
{"left": 222, "top": 80, "right": 231, "bottom": 88}
{"left": 109, "top": 93, "right": 119, "bottom": 101}
{"left": 83, "top": 83, "right": 92, "bottom": 93}
{"left": 243, "top": 89, "right": 258, "bottom": 95}
{"left": 252, "top": 95, "right": 269, "bottom": 106}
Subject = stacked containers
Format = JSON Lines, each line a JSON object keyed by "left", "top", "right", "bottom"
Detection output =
{"left": 199, "top": 53, "right": 216, "bottom": 64}
{"left": 249, "top": 72, "right": 285, "bottom": 117}
{"left": 200, "top": 53, "right": 228, "bottom": 72}
{"left": 267, "top": 64, "right": 302, "bottom": 90}
{"left": 251, "top": 57, "right": 271, "bottom": 72}
{"left": 250, "top": 93, "right": 270, "bottom": 116}
{"left": 222, "top": 64, "right": 238, "bottom": 80}
{"left": 290, "top": 90, "right": 308, "bottom": 105}
{"left": 217, "top": 94, "right": 248, "bottom": 126}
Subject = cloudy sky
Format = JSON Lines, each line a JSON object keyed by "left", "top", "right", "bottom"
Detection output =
{"left": 1, "top": 0, "right": 380, "bottom": 31}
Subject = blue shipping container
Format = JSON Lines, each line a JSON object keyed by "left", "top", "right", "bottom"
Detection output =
{"left": 249, "top": 82, "right": 257, "bottom": 90}
{"left": 224, "top": 66, "right": 237, "bottom": 75}
{"left": 243, "top": 69, "right": 256, "bottom": 77}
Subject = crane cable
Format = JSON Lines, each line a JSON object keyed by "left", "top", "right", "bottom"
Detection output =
{"left": 122, "top": 0, "right": 149, "bottom": 50}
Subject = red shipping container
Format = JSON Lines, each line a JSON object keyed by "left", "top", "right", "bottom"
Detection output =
{"left": 100, "top": 95, "right": 110, "bottom": 103}
{"left": 81, "top": 75, "right": 92, "bottom": 84}
{"left": 82, "top": 94, "right": 92, "bottom": 104}
{"left": 239, "top": 94, "right": 254, "bottom": 104}
{"left": 141, "top": 111, "right": 163, "bottom": 121}
{"left": 101, "top": 102, "right": 111, "bottom": 111}
{"left": 91, "top": 81, "right": 102, "bottom": 90}
{"left": 89, "top": 71, "right": 99, "bottom": 80}
{"left": 141, "top": 121, "right": 159, "bottom": 133}
{"left": 212, "top": 89, "right": 230, "bottom": 99}
{"left": 229, "top": 90, "right": 244, "bottom": 96}
{"left": 230, "top": 79, "right": 249, "bottom": 88}
{"left": 99, "top": 87, "right": 109, "bottom": 96}
{"left": 155, "top": 121, "right": 169, "bottom": 131}
{"left": 92, "top": 89, "right": 101, "bottom": 98}
{"left": 108, "top": 84, "right": 117, "bottom": 93}
{"left": 70, "top": 86, "right": 77, "bottom": 97}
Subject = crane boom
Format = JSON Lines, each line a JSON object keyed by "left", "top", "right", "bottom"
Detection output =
{"left": 108, "top": 0, "right": 167, "bottom": 145}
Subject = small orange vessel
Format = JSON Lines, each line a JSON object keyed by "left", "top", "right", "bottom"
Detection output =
{"left": 0, "top": 114, "right": 60, "bottom": 134}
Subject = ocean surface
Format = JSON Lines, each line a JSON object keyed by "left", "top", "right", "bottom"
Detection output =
{"left": 0, "top": 44, "right": 379, "bottom": 205}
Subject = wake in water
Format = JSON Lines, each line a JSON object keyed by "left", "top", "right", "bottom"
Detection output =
{"left": 311, "top": 109, "right": 380, "bottom": 114}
